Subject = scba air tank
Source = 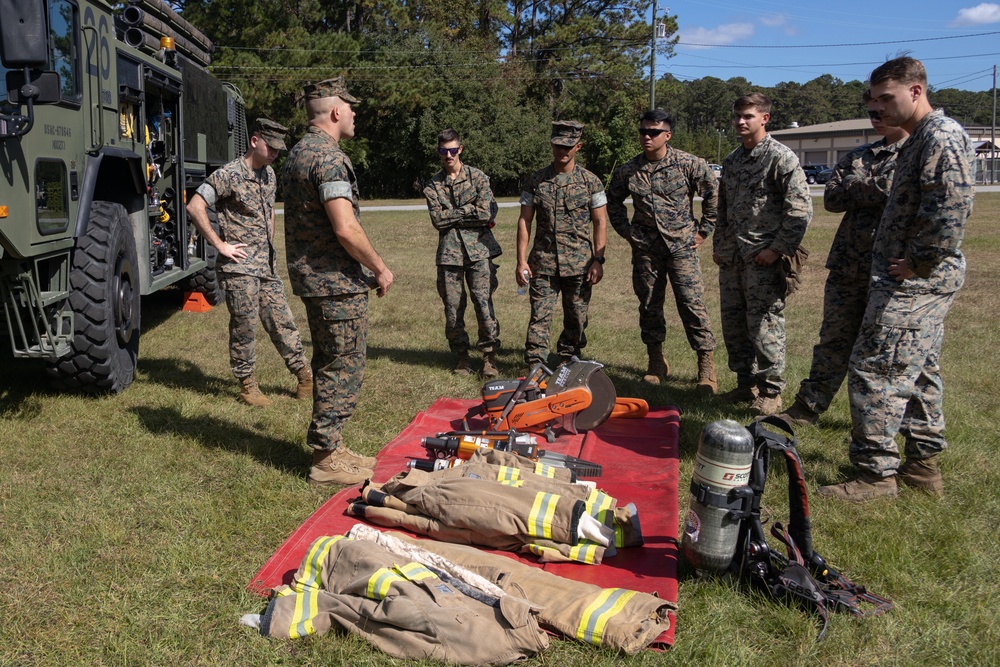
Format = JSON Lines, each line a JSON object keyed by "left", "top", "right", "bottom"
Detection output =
{"left": 682, "top": 419, "right": 754, "bottom": 574}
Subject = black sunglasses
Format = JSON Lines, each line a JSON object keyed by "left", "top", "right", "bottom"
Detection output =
{"left": 437, "top": 147, "right": 461, "bottom": 156}
{"left": 638, "top": 128, "right": 669, "bottom": 138}
{"left": 867, "top": 110, "right": 881, "bottom": 120}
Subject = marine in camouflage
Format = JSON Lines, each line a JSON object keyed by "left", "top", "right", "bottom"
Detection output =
{"left": 795, "top": 136, "right": 903, "bottom": 414}
{"left": 197, "top": 156, "right": 307, "bottom": 380}
{"left": 519, "top": 163, "right": 606, "bottom": 365}
{"left": 282, "top": 126, "right": 372, "bottom": 451}
{"left": 607, "top": 147, "right": 718, "bottom": 350}
{"left": 847, "top": 110, "right": 975, "bottom": 476}
{"left": 714, "top": 134, "right": 812, "bottom": 394}
{"left": 424, "top": 164, "right": 501, "bottom": 354}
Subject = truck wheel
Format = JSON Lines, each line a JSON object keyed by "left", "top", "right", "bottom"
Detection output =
{"left": 807, "top": 175, "right": 816, "bottom": 184}
{"left": 47, "top": 201, "right": 141, "bottom": 393}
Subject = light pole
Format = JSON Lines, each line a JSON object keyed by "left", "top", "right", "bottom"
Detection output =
{"left": 716, "top": 129, "right": 724, "bottom": 164}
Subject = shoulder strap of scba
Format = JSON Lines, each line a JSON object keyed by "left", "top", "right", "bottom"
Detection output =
{"left": 734, "top": 416, "right": 893, "bottom": 640}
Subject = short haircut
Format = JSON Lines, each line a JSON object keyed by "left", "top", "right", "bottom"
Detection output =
{"left": 438, "top": 128, "right": 461, "bottom": 145}
{"left": 640, "top": 109, "right": 673, "bottom": 129}
{"left": 870, "top": 57, "right": 927, "bottom": 87}
{"left": 733, "top": 92, "right": 772, "bottom": 115}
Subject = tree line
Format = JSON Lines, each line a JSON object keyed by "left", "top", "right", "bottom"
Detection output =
{"left": 173, "top": 0, "right": 995, "bottom": 197}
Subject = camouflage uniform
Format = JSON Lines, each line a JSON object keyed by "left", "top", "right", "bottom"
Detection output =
{"left": 607, "top": 147, "right": 718, "bottom": 351}
{"left": 794, "top": 137, "right": 904, "bottom": 414}
{"left": 847, "top": 110, "right": 974, "bottom": 476}
{"left": 714, "top": 134, "right": 812, "bottom": 395}
{"left": 520, "top": 165, "right": 607, "bottom": 365}
{"left": 196, "top": 157, "right": 308, "bottom": 380}
{"left": 283, "top": 126, "right": 375, "bottom": 452}
{"left": 424, "top": 164, "right": 502, "bottom": 355}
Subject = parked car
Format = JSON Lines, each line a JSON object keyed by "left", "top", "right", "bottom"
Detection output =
{"left": 708, "top": 163, "right": 722, "bottom": 177}
{"left": 801, "top": 163, "right": 829, "bottom": 184}
{"left": 815, "top": 167, "right": 835, "bottom": 184}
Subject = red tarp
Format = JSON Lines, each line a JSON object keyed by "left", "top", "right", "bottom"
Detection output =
{"left": 248, "top": 397, "right": 680, "bottom": 647}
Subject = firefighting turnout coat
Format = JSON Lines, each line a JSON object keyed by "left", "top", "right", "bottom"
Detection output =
{"left": 261, "top": 533, "right": 549, "bottom": 664}
{"left": 349, "top": 451, "right": 643, "bottom": 565}
{"left": 261, "top": 525, "right": 674, "bottom": 657}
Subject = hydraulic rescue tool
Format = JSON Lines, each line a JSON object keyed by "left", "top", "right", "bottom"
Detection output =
{"left": 420, "top": 431, "right": 603, "bottom": 478}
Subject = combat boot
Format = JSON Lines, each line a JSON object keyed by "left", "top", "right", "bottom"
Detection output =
{"left": 294, "top": 366, "right": 314, "bottom": 400}
{"left": 308, "top": 448, "right": 374, "bottom": 487}
{"left": 719, "top": 383, "right": 758, "bottom": 404}
{"left": 696, "top": 350, "right": 717, "bottom": 395}
{"left": 482, "top": 351, "right": 500, "bottom": 379}
{"left": 778, "top": 397, "right": 819, "bottom": 427}
{"left": 899, "top": 457, "right": 944, "bottom": 496}
{"left": 817, "top": 471, "right": 898, "bottom": 502}
{"left": 642, "top": 343, "right": 670, "bottom": 385}
{"left": 751, "top": 392, "right": 782, "bottom": 416}
{"left": 238, "top": 376, "right": 272, "bottom": 407}
{"left": 453, "top": 352, "right": 472, "bottom": 375}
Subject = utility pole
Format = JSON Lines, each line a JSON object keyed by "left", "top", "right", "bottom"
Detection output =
{"left": 716, "top": 128, "right": 723, "bottom": 164}
{"left": 649, "top": 5, "right": 667, "bottom": 110}
{"left": 992, "top": 64, "right": 997, "bottom": 184}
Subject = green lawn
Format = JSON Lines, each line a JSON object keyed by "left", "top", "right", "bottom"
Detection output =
{"left": 1, "top": 194, "right": 998, "bottom": 666}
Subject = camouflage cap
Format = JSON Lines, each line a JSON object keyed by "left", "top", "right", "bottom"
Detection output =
{"left": 251, "top": 117, "right": 288, "bottom": 151}
{"left": 303, "top": 76, "right": 361, "bottom": 105}
{"left": 551, "top": 120, "right": 584, "bottom": 146}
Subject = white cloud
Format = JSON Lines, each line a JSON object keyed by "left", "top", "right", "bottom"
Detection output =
{"left": 759, "top": 14, "right": 798, "bottom": 36}
{"left": 950, "top": 3, "right": 1000, "bottom": 26}
{"left": 678, "top": 23, "right": 755, "bottom": 49}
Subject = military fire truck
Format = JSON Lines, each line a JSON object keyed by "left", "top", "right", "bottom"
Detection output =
{"left": 0, "top": 0, "right": 246, "bottom": 393}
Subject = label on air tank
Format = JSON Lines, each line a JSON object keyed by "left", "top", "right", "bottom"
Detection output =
{"left": 692, "top": 452, "right": 752, "bottom": 488}
{"left": 684, "top": 510, "right": 701, "bottom": 542}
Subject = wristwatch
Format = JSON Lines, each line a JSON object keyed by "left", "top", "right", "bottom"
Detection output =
{"left": 593, "top": 255, "right": 606, "bottom": 265}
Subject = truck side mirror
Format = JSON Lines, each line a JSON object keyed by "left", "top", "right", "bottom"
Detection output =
{"left": 0, "top": 0, "right": 49, "bottom": 67}
{"left": 6, "top": 71, "right": 62, "bottom": 105}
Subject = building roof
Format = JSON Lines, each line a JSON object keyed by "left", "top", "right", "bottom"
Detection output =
{"left": 771, "top": 119, "right": 872, "bottom": 136}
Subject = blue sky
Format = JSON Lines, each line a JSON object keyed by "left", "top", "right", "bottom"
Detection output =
{"left": 658, "top": 1, "right": 1000, "bottom": 91}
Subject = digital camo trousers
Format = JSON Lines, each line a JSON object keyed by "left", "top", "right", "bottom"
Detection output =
{"left": 524, "top": 273, "right": 591, "bottom": 366}
{"left": 631, "top": 247, "right": 715, "bottom": 351}
{"left": 795, "top": 270, "right": 869, "bottom": 414}
{"left": 718, "top": 256, "right": 786, "bottom": 394}
{"left": 219, "top": 273, "right": 308, "bottom": 379}
{"left": 436, "top": 258, "right": 500, "bottom": 354}
{"left": 847, "top": 289, "right": 954, "bottom": 477}
{"left": 302, "top": 293, "right": 368, "bottom": 452}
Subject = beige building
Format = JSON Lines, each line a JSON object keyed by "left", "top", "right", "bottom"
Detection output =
{"left": 772, "top": 118, "right": 998, "bottom": 183}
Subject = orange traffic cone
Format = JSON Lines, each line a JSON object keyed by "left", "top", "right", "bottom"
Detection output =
{"left": 182, "top": 291, "right": 213, "bottom": 312}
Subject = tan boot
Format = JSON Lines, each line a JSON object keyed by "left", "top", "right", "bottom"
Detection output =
{"left": 779, "top": 398, "right": 819, "bottom": 427}
{"left": 453, "top": 352, "right": 472, "bottom": 375}
{"left": 294, "top": 367, "right": 313, "bottom": 400}
{"left": 308, "top": 448, "right": 373, "bottom": 487}
{"left": 482, "top": 351, "right": 500, "bottom": 379}
{"left": 751, "top": 392, "right": 782, "bottom": 416}
{"left": 696, "top": 350, "right": 717, "bottom": 395}
{"left": 720, "top": 384, "right": 758, "bottom": 404}
{"left": 642, "top": 343, "right": 670, "bottom": 385}
{"left": 238, "top": 376, "right": 272, "bottom": 407}
{"left": 817, "top": 471, "right": 898, "bottom": 502}
{"left": 899, "top": 457, "right": 944, "bottom": 496}
{"left": 340, "top": 445, "right": 377, "bottom": 469}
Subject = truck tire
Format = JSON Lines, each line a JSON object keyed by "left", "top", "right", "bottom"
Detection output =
{"left": 807, "top": 174, "right": 816, "bottom": 184}
{"left": 47, "top": 201, "right": 141, "bottom": 393}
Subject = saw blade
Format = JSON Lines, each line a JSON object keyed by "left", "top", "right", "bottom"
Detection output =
{"left": 572, "top": 367, "right": 617, "bottom": 431}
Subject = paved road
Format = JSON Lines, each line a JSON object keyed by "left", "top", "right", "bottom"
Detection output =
{"left": 274, "top": 184, "right": 999, "bottom": 215}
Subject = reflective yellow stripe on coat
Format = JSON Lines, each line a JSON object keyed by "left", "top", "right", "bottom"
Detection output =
{"left": 576, "top": 588, "right": 637, "bottom": 645}
{"left": 289, "top": 535, "right": 344, "bottom": 638}
{"left": 527, "top": 492, "right": 558, "bottom": 539}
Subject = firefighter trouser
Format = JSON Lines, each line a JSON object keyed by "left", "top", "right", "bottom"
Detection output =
{"left": 262, "top": 535, "right": 549, "bottom": 664}
{"left": 348, "top": 525, "right": 675, "bottom": 654}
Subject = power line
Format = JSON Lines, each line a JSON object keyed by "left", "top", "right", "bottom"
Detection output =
{"left": 676, "top": 30, "right": 1000, "bottom": 49}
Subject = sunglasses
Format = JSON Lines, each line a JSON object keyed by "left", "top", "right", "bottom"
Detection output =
{"left": 867, "top": 110, "right": 881, "bottom": 120}
{"left": 437, "top": 147, "right": 461, "bottom": 156}
{"left": 638, "top": 128, "right": 669, "bottom": 138}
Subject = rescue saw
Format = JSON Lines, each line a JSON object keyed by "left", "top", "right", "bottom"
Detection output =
{"left": 472, "top": 359, "right": 644, "bottom": 440}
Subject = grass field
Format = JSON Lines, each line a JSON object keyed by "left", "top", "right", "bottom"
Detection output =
{"left": 2, "top": 193, "right": 999, "bottom": 666}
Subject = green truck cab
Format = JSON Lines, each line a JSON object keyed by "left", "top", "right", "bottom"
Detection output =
{"left": 0, "top": 0, "right": 245, "bottom": 392}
